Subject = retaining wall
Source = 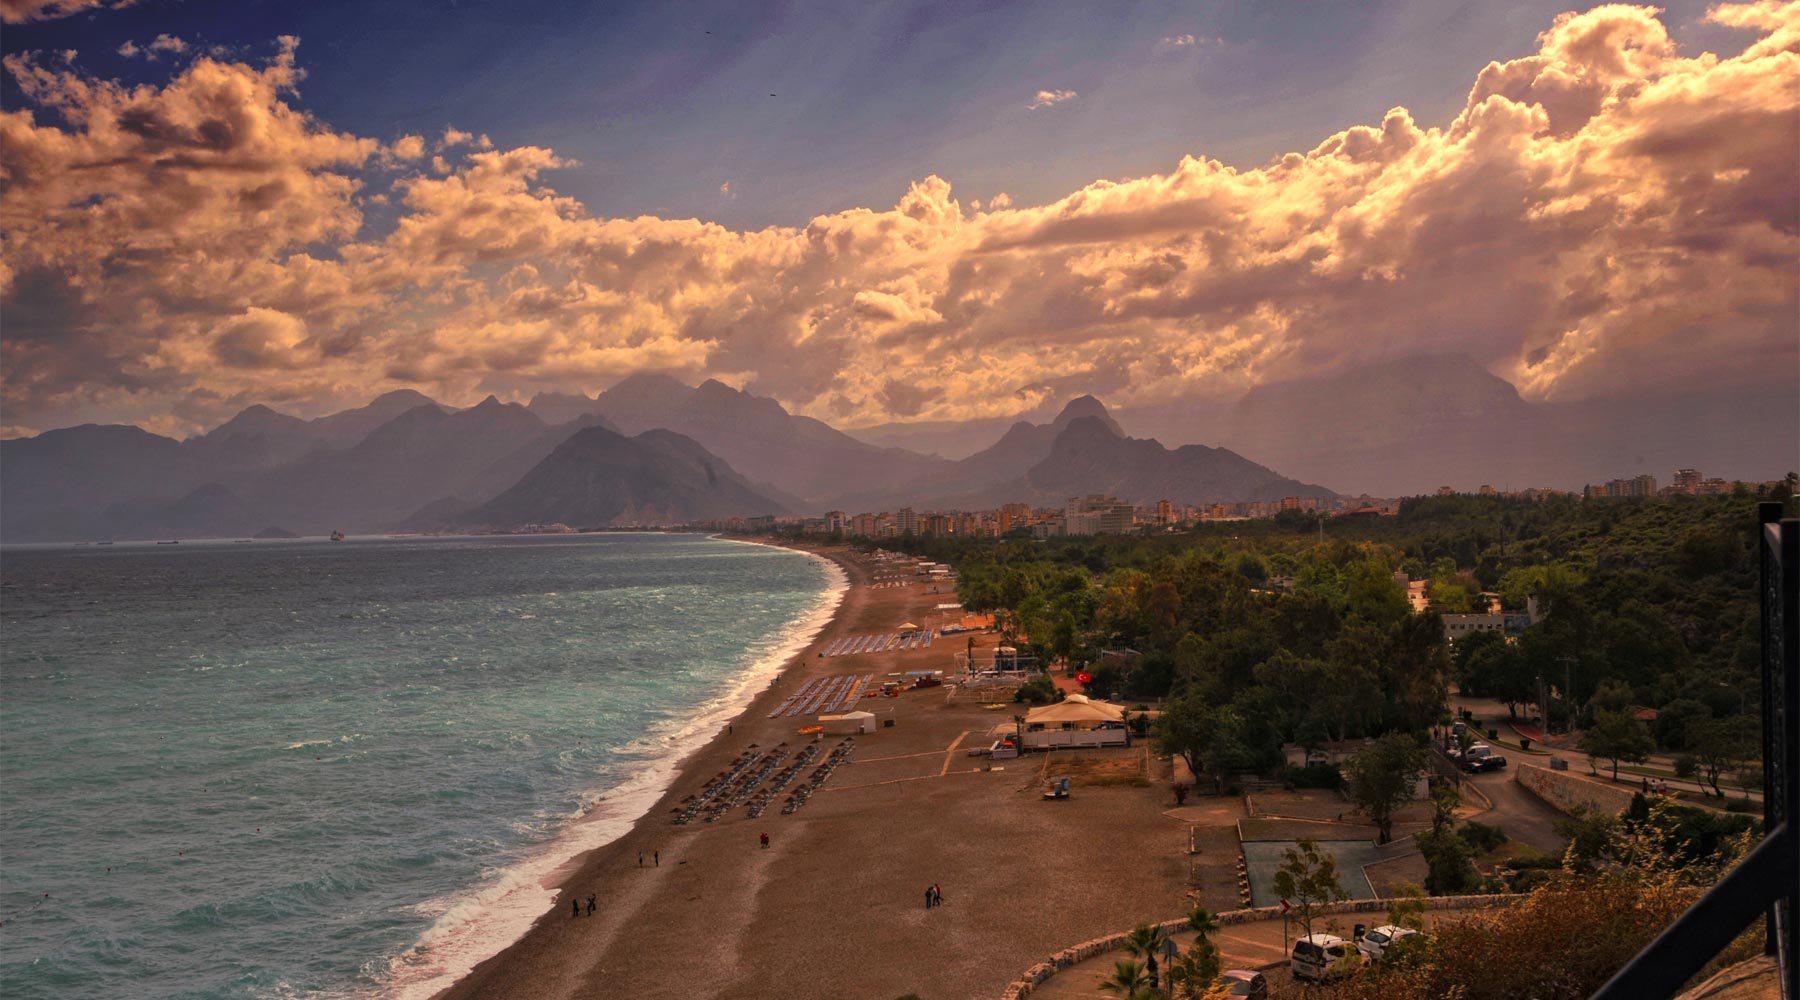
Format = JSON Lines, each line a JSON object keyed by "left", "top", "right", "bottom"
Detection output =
{"left": 1514, "top": 761, "right": 1636, "bottom": 817}
{"left": 997, "top": 894, "right": 1519, "bottom": 1000}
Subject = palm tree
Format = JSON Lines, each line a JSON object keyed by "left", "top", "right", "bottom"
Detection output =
{"left": 1186, "top": 906, "right": 1219, "bottom": 942}
{"left": 1099, "top": 958, "right": 1153, "bottom": 999}
{"left": 1125, "top": 922, "right": 1169, "bottom": 964}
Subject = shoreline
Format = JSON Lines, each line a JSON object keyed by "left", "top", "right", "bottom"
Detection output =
{"left": 414, "top": 537, "right": 860, "bottom": 1000}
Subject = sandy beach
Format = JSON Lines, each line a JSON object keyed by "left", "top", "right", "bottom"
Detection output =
{"left": 434, "top": 540, "right": 1211, "bottom": 1000}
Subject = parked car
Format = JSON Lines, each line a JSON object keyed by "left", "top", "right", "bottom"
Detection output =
{"left": 1357, "top": 924, "right": 1421, "bottom": 961}
{"left": 1462, "top": 743, "right": 1509, "bottom": 772}
{"left": 1292, "top": 933, "right": 1363, "bottom": 982}
{"left": 1218, "top": 969, "right": 1269, "bottom": 998}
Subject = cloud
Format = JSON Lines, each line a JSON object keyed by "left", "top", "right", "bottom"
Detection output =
{"left": 0, "top": 0, "right": 134, "bottom": 24}
{"left": 1158, "top": 34, "right": 1220, "bottom": 50}
{"left": 1, "top": 4, "right": 1796, "bottom": 435}
{"left": 1027, "top": 89, "right": 1077, "bottom": 110}
{"left": 116, "top": 34, "right": 187, "bottom": 60}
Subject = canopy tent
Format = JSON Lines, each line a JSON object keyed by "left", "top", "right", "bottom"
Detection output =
{"left": 1024, "top": 694, "right": 1125, "bottom": 727}
{"left": 897, "top": 622, "right": 921, "bottom": 632}
{"left": 820, "top": 710, "right": 877, "bottom": 734}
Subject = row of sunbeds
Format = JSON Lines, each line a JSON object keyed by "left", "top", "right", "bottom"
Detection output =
{"left": 820, "top": 630, "right": 937, "bottom": 656}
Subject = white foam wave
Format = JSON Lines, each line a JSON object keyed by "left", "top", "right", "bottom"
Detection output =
{"left": 369, "top": 544, "right": 847, "bottom": 1000}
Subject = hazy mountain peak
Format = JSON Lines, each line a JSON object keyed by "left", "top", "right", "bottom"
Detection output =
{"left": 368, "top": 389, "right": 440, "bottom": 409}
{"left": 1052, "top": 396, "right": 1123, "bottom": 435}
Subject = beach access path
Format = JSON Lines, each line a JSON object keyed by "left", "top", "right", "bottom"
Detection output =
{"left": 434, "top": 541, "right": 1227, "bottom": 1000}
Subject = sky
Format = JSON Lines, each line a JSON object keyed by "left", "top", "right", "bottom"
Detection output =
{"left": 1, "top": 0, "right": 1796, "bottom": 437}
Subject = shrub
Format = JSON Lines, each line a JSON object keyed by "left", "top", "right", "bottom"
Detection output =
{"left": 1672, "top": 753, "right": 1698, "bottom": 778}
{"left": 1282, "top": 762, "right": 1345, "bottom": 789}
{"left": 1013, "top": 673, "right": 1058, "bottom": 704}
{"left": 1460, "top": 819, "right": 1508, "bottom": 853}
{"left": 1726, "top": 797, "right": 1757, "bottom": 813}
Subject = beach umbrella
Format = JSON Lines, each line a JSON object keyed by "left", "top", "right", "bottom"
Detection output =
{"left": 898, "top": 622, "right": 920, "bottom": 631}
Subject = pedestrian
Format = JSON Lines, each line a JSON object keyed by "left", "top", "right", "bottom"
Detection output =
{"left": 654, "top": 850, "right": 659, "bottom": 867}
{"left": 932, "top": 883, "right": 943, "bottom": 907}
{"left": 760, "top": 832, "right": 769, "bottom": 849}
{"left": 572, "top": 898, "right": 580, "bottom": 918}
{"left": 638, "top": 851, "right": 644, "bottom": 867}
{"left": 924, "top": 886, "right": 934, "bottom": 910}
{"left": 586, "top": 894, "right": 596, "bottom": 916}
{"left": 1643, "top": 776, "right": 1650, "bottom": 793}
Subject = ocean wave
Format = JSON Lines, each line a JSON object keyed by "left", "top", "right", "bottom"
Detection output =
{"left": 368, "top": 545, "right": 847, "bottom": 1000}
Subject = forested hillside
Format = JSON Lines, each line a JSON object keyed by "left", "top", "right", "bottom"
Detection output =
{"left": 868, "top": 485, "right": 1797, "bottom": 767}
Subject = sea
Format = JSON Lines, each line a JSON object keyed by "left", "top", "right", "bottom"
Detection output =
{"left": 0, "top": 532, "right": 844, "bottom": 1000}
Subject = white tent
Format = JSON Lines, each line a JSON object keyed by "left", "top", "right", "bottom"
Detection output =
{"left": 820, "top": 710, "right": 877, "bottom": 734}
{"left": 1024, "top": 693, "right": 1125, "bottom": 727}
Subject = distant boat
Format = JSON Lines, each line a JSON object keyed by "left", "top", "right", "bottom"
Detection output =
{"left": 330, "top": 531, "right": 347, "bottom": 542}
{"left": 157, "top": 540, "right": 180, "bottom": 545}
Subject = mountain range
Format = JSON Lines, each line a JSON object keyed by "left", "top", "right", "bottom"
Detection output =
{"left": 0, "top": 376, "right": 1333, "bottom": 541}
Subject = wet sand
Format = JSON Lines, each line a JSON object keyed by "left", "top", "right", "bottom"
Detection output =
{"left": 435, "top": 541, "right": 1208, "bottom": 1000}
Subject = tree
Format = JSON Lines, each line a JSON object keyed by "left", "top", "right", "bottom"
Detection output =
{"left": 1165, "top": 940, "right": 1223, "bottom": 1000}
{"left": 1273, "top": 838, "right": 1346, "bottom": 941}
{"left": 1429, "top": 785, "right": 1460, "bottom": 836}
{"left": 1156, "top": 689, "right": 1211, "bottom": 785}
{"left": 1652, "top": 698, "right": 1712, "bottom": 751}
{"left": 1124, "top": 922, "right": 1169, "bottom": 967}
{"left": 1579, "top": 708, "right": 1654, "bottom": 782}
{"left": 1690, "top": 716, "right": 1759, "bottom": 798}
{"left": 1344, "top": 734, "right": 1429, "bottom": 844}
{"left": 1415, "top": 827, "right": 1481, "bottom": 894}
{"left": 1387, "top": 882, "right": 1428, "bottom": 931}
{"left": 1098, "top": 959, "right": 1153, "bottom": 999}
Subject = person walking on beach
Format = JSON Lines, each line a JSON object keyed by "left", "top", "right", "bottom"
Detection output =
{"left": 572, "top": 898, "right": 580, "bottom": 918}
{"left": 932, "top": 883, "right": 943, "bottom": 907}
{"left": 654, "top": 850, "right": 659, "bottom": 867}
{"left": 760, "top": 832, "right": 769, "bottom": 849}
{"left": 586, "top": 894, "right": 596, "bottom": 916}
{"left": 638, "top": 851, "right": 644, "bottom": 867}
{"left": 924, "top": 886, "right": 934, "bottom": 910}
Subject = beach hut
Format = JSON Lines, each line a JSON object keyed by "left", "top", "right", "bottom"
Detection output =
{"left": 819, "top": 711, "right": 877, "bottom": 734}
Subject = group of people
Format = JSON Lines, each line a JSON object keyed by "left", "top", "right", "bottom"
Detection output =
{"left": 1642, "top": 776, "right": 1672, "bottom": 794}
{"left": 923, "top": 883, "right": 944, "bottom": 909}
{"left": 571, "top": 894, "right": 596, "bottom": 918}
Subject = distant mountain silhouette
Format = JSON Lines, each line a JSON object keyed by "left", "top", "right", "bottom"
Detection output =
{"left": 593, "top": 375, "right": 949, "bottom": 503}
{"left": 237, "top": 397, "right": 562, "bottom": 532}
{"left": 439, "top": 425, "right": 791, "bottom": 528}
{"left": 525, "top": 391, "right": 604, "bottom": 426}
{"left": 935, "top": 413, "right": 1332, "bottom": 508}
{"left": 826, "top": 396, "right": 1323, "bottom": 509}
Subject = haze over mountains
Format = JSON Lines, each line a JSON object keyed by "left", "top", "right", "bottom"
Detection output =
{"left": 2, "top": 373, "right": 1324, "bottom": 541}
{"left": 3, "top": 353, "right": 1791, "bottom": 542}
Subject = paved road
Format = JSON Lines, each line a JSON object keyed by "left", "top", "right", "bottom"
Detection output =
{"left": 1462, "top": 768, "right": 1566, "bottom": 853}
{"left": 1449, "top": 691, "right": 1761, "bottom": 804}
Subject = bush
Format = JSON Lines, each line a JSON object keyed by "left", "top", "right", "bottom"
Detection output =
{"left": 1013, "top": 673, "right": 1058, "bottom": 704}
{"left": 1726, "top": 797, "right": 1757, "bottom": 813}
{"left": 1459, "top": 819, "right": 1507, "bottom": 853}
{"left": 1673, "top": 753, "right": 1698, "bottom": 778}
{"left": 1282, "top": 762, "right": 1345, "bottom": 789}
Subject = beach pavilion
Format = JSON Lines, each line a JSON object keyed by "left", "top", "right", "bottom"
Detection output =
{"left": 1020, "top": 694, "right": 1129, "bottom": 749}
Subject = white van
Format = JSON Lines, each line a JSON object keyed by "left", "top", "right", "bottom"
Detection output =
{"left": 1291, "top": 933, "right": 1362, "bottom": 981}
{"left": 1357, "top": 924, "right": 1420, "bottom": 961}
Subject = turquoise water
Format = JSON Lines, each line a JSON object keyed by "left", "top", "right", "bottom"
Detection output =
{"left": 0, "top": 533, "right": 840, "bottom": 999}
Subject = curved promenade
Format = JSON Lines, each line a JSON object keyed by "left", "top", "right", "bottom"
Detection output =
{"left": 1000, "top": 894, "right": 1519, "bottom": 999}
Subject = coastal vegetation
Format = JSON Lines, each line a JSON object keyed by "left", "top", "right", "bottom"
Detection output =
{"left": 875, "top": 490, "right": 1795, "bottom": 781}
